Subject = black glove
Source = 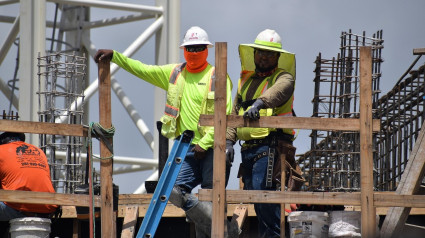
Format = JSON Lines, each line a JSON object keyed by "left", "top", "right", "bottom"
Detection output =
{"left": 225, "top": 140, "right": 235, "bottom": 164}
{"left": 243, "top": 99, "right": 265, "bottom": 120}
{"left": 94, "top": 49, "right": 114, "bottom": 63}
{"left": 192, "top": 144, "right": 207, "bottom": 159}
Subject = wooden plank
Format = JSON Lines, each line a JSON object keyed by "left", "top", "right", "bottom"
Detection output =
{"left": 381, "top": 121, "right": 425, "bottom": 237}
{"left": 121, "top": 205, "right": 139, "bottom": 238}
{"left": 0, "top": 119, "right": 88, "bottom": 137}
{"left": 199, "top": 115, "right": 381, "bottom": 132}
{"left": 60, "top": 203, "right": 425, "bottom": 219}
{"left": 199, "top": 189, "right": 362, "bottom": 206}
{"left": 98, "top": 60, "right": 115, "bottom": 237}
{"left": 73, "top": 219, "right": 80, "bottom": 238}
{"left": 359, "top": 46, "right": 376, "bottom": 238}
{"left": 116, "top": 203, "right": 257, "bottom": 218}
{"left": 118, "top": 194, "right": 153, "bottom": 204}
{"left": 200, "top": 189, "right": 425, "bottom": 208}
{"left": 231, "top": 205, "right": 248, "bottom": 232}
{"left": 211, "top": 42, "right": 227, "bottom": 238}
{"left": 280, "top": 150, "right": 287, "bottom": 238}
{"left": 374, "top": 194, "right": 425, "bottom": 207}
{"left": 0, "top": 189, "right": 101, "bottom": 207}
{"left": 413, "top": 48, "right": 425, "bottom": 55}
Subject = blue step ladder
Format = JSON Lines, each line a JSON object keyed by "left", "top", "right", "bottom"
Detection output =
{"left": 136, "top": 130, "right": 194, "bottom": 238}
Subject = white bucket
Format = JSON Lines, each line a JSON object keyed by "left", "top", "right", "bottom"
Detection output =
{"left": 328, "top": 211, "right": 361, "bottom": 237}
{"left": 288, "top": 211, "right": 329, "bottom": 238}
{"left": 9, "top": 217, "right": 51, "bottom": 238}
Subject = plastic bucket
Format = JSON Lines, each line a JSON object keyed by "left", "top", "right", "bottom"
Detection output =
{"left": 288, "top": 211, "right": 329, "bottom": 238}
{"left": 9, "top": 217, "right": 51, "bottom": 238}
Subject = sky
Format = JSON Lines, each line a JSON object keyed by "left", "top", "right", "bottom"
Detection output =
{"left": 1, "top": 0, "right": 425, "bottom": 194}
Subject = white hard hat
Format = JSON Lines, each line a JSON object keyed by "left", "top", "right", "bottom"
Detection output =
{"left": 238, "top": 29, "right": 296, "bottom": 76}
{"left": 180, "top": 26, "right": 213, "bottom": 49}
{"left": 250, "top": 29, "right": 283, "bottom": 52}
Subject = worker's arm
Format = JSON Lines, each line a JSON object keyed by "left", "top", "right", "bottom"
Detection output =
{"left": 258, "top": 72, "right": 294, "bottom": 108}
{"left": 111, "top": 51, "right": 176, "bottom": 90}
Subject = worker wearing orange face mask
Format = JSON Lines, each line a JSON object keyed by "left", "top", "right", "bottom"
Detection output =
{"left": 95, "top": 26, "right": 238, "bottom": 237}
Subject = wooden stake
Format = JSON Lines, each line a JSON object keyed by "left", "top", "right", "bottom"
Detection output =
{"left": 359, "top": 46, "right": 376, "bottom": 237}
{"left": 211, "top": 42, "right": 227, "bottom": 238}
{"left": 98, "top": 60, "right": 115, "bottom": 237}
{"left": 280, "top": 153, "right": 287, "bottom": 238}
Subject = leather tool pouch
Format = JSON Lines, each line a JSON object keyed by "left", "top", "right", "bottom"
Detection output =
{"left": 273, "top": 140, "right": 305, "bottom": 191}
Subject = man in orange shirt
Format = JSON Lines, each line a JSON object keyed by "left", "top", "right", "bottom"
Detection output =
{"left": 0, "top": 132, "right": 58, "bottom": 221}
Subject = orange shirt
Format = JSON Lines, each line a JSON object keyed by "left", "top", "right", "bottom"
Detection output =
{"left": 0, "top": 141, "right": 58, "bottom": 213}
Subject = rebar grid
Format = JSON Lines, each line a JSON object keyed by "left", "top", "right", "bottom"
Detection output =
{"left": 37, "top": 52, "right": 87, "bottom": 193}
{"left": 374, "top": 64, "right": 425, "bottom": 191}
{"left": 299, "top": 30, "right": 384, "bottom": 192}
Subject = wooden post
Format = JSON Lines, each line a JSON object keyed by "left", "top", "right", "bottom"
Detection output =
{"left": 359, "top": 46, "right": 376, "bottom": 237}
{"left": 211, "top": 42, "right": 227, "bottom": 238}
{"left": 280, "top": 154, "right": 287, "bottom": 238}
{"left": 98, "top": 60, "right": 115, "bottom": 237}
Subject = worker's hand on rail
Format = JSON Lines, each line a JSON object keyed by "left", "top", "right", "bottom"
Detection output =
{"left": 94, "top": 49, "right": 114, "bottom": 63}
{"left": 225, "top": 139, "right": 235, "bottom": 165}
{"left": 243, "top": 99, "right": 265, "bottom": 120}
{"left": 192, "top": 144, "right": 207, "bottom": 159}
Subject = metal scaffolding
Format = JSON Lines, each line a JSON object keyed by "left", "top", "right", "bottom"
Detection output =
{"left": 0, "top": 0, "right": 180, "bottom": 194}
{"left": 37, "top": 52, "right": 87, "bottom": 193}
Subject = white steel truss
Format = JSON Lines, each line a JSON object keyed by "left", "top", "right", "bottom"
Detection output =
{"left": 0, "top": 0, "right": 180, "bottom": 194}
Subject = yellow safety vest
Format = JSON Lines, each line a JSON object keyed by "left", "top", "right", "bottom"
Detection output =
{"left": 160, "top": 63, "right": 216, "bottom": 139}
{"left": 236, "top": 69, "right": 295, "bottom": 141}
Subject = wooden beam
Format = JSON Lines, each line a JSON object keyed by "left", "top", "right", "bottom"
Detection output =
{"left": 359, "top": 46, "right": 376, "bottom": 238}
{"left": 231, "top": 205, "right": 248, "bottom": 234}
{"left": 413, "top": 48, "right": 425, "bottom": 55}
{"left": 280, "top": 149, "right": 287, "bottom": 238}
{"left": 0, "top": 119, "right": 88, "bottom": 137}
{"left": 374, "top": 194, "right": 425, "bottom": 208}
{"left": 98, "top": 60, "right": 115, "bottom": 237}
{"left": 211, "top": 42, "right": 227, "bottom": 238}
{"left": 0, "top": 189, "right": 100, "bottom": 207}
{"left": 121, "top": 205, "right": 139, "bottom": 238}
{"left": 199, "top": 190, "right": 425, "bottom": 208}
{"left": 199, "top": 115, "right": 381, "bottom": 132}
{"left": 199, "top": 189, "right": 361, "bottom": 206}
{"left": 381, "top": 121, "right": 425, "bottom": 237}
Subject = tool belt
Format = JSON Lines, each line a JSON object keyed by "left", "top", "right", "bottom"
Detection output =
{"left": 242, "top": 131, "right": 294, "bottom": 147}
{"left": 239, "top": 132, "right": 305, "bottom": 191}
{"left": 273, "top": 140, "right": 305, "bottom": 191}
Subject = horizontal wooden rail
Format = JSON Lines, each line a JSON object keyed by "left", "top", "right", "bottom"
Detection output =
{"left": 198, "top": 189, "right": 425, "bottom": 208}
{"left": 0, "top": 119, "right": 88, "bottom": 137}
{"left": 199, "top": 115, "right": 381, "bottom": 132}
{"left": 0, "top": 189, "right": 100, "bottom": 207}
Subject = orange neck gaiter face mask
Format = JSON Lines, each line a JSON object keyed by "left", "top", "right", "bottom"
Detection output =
{"left": 184, "top": 48, "right": 208, "bottom": 73}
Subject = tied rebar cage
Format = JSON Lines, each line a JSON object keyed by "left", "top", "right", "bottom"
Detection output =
{"left": 37, "top": 52, "right": 87, "bottom": 194}
{"left": 374, "top": 64, "right": 425, "bottom": 191}
{"left": 299, "top": 30, "right": 384, "bottom": 192}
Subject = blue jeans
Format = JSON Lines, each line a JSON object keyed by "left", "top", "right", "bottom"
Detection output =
{"left": 0, "top": 202, "right": 26, "bottom": 221}
{"left": 241, "top": 145, "right": 280, "bottom": 238}
{"left": 175, "top": 145, "right": 231, "bottom": 211}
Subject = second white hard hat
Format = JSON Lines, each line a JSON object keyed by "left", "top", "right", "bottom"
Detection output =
{"left": 238, "top": 29, "right": 296, "bottom": 75}
{"left": 180, "top": 26, "right": 213, "bottom": 49}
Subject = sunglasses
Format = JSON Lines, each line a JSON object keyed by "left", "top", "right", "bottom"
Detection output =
{"left": 185, "top": 45, "right": 207, "bottom": 52}
{"left": 255, "top": 49, "right": 278, "bottom": 57}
